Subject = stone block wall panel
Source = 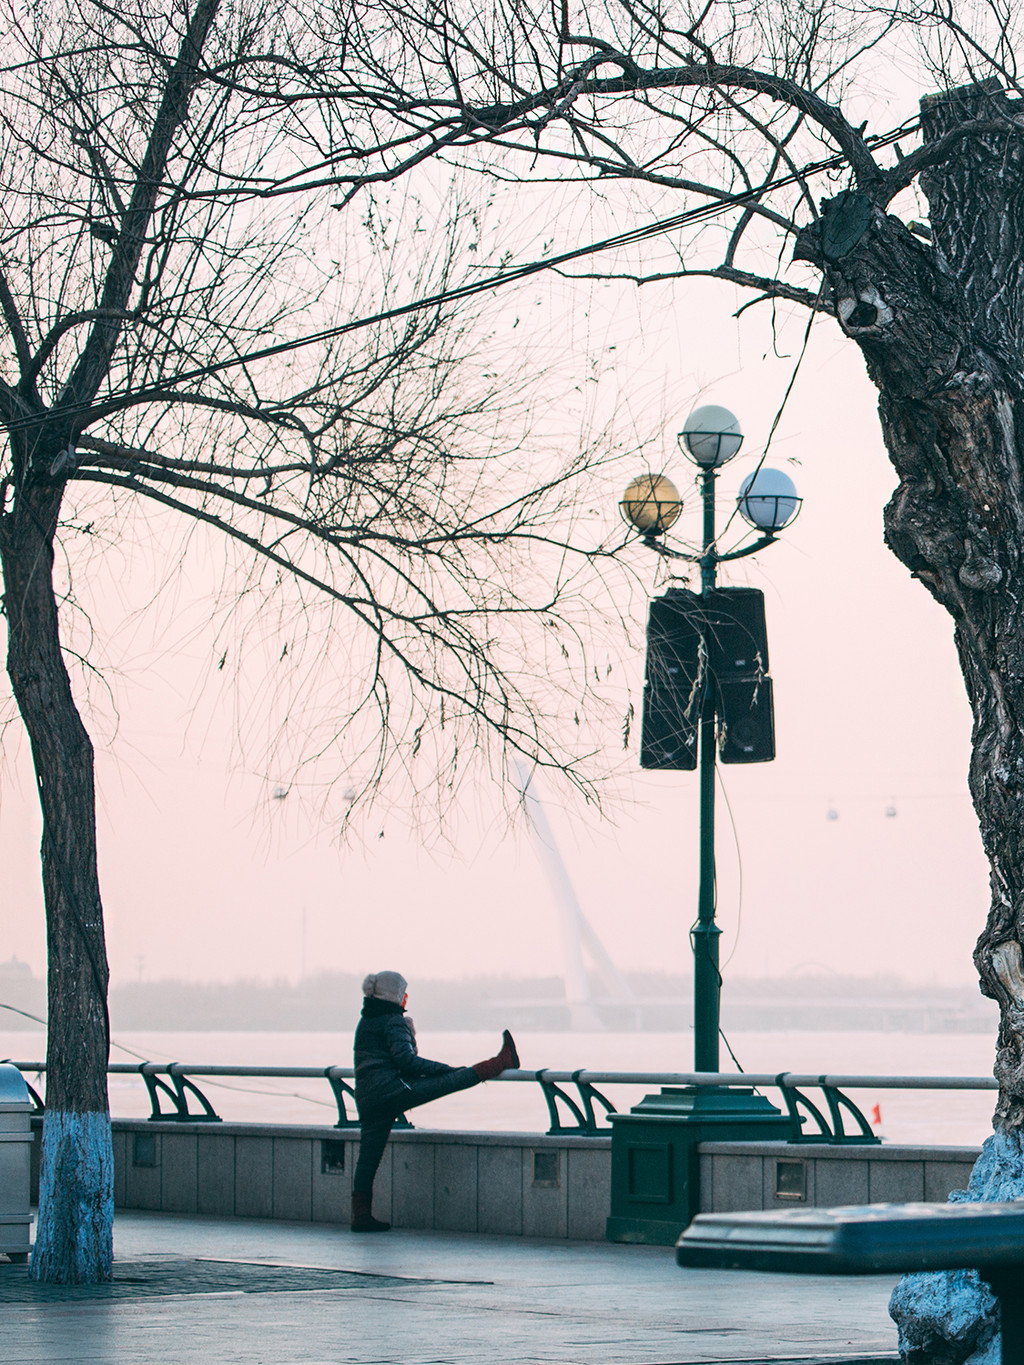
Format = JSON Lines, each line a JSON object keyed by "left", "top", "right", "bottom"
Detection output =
{"left": 197, "top": 1134, "right": 236, "bottom": 1216}
{"left": 160, "top": 1134, "right": 198, "bottom": 1215}
{"left": 435, "top": 1144, "right": 477, "bottom": 1233}
{"left": 272, "top": 1138, "right": 313, "bottom": 1222}
{"left": 478, "top": 1145, "right": 524, "bottom": 1235}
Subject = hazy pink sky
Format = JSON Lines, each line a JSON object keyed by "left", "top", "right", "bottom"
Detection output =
{"left": 0, "top": 251, "right": 989, "bottom": 993}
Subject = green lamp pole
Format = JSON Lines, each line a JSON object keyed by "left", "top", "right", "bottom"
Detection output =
{"left": 683, "top": 406, "right": 747, "bottom": 1074}
{"left": 694, "top": 457, "right": 722, "bottom": 1072}
{"left": 610, "top": 425, "right": 803, "bottom": 1245}
{"left": 622, "top": 405, "right": 802, "bottom": 1073}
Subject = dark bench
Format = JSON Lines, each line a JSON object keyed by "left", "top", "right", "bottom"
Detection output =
{"left": 676, "top": 1201, "right": 1024, "bottom": 1365}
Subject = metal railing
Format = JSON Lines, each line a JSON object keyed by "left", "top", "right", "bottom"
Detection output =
{"left": 6, "top": 1061, "right": 998, "bottom": 1142}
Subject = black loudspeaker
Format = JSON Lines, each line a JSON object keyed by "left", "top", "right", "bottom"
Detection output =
{"left": 718, "top": 676, "right": 776, "bottom": 763}
{"left": 640, "top": 589, "right": 702, "bottom": 770}
{"left": 701, "top": 587, "right": 769, "bottom": 677}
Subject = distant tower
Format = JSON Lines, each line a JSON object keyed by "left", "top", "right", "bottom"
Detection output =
{"left": 514, "top": 763, "right": 637, "bottom": 1030}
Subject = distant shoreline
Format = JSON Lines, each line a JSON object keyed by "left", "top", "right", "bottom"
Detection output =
{"left": 0, "top": 960, "right": 997, "bottom": 1034}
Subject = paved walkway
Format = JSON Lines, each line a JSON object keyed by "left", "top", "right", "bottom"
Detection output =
{"left": 4, "top": 1211, "right": 901, "bottom": 1364}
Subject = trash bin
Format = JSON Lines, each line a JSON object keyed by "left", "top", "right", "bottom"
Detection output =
{"left": 0, "top": 1065, "right": 34, "bottom": 1263}
{"left": 606, "top": 1085, "right": 795, "bottom": 1246}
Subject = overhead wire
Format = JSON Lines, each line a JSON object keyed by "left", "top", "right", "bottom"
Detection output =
{"left": 1, "top": 117, "right": 923, "bottom": 440}
{"left": 0, "top": 1002, "right": 46, "bottom": 1028}
{"left": 714, "top": 765, "right": 748, "bottom": 1074}
{"left": 717, "top": 766, "right": 745, "bottom": 971}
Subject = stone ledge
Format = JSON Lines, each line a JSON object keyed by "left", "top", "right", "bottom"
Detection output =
{"left": 698, "top": 1141, "right": 982, "bottom": 1160}
{"left": 108, "top": 1118, "right": 611, "bottom": 1150}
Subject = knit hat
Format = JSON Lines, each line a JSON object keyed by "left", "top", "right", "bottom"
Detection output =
{"left": 362, "top": 971, "right": 408, "bottom": 1005}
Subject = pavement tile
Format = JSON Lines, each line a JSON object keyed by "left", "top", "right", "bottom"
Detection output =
{"left": 0, "top": 1211, "right": 901, "bottom": 1364}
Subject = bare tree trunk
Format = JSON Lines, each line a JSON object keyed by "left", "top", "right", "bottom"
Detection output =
{"left": 795, "top": 80, "right": 1024, "bottom": 1363}
{"left": 0, "top": 482, "right": 113, "bottom": 1283}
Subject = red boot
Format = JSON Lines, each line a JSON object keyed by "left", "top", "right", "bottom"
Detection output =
{"left": 473, "top": 1029, "right": 520, "bottom": 1081}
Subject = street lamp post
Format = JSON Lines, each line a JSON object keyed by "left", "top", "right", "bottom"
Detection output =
{"left": 608, "top": 422, "right": 803, "bottom": 1245}
{"left": 622, "top": 405, "right": 802, "bottom": 1073}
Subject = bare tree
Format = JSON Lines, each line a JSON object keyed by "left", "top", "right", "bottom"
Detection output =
{"left": 0, "top": 0, "right": 631, "bottom": 1283}
{"left": 213, "top": 0, "right": 1024, "bottom": 1358}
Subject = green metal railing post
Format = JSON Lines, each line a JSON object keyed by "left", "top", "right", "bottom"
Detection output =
{"left": 693, "top": 466, "right": 721, "bottom": 1073}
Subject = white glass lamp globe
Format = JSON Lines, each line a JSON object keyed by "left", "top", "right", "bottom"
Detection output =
{"left": 682, "top": 405, "right": 743, "bottom": 466}
{"left": 620, "top": 473, "right": 683, "bottom": 534}
{"left": 737, "top": 467, "right": 801, "bottom": 532}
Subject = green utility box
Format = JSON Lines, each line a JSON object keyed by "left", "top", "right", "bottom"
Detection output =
{"left": 606, "top": 1086, "right": 796, "bottom": 1245}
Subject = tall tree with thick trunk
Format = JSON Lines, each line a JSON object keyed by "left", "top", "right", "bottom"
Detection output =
{"left": 0, "top": 0, "right": 625, "bottom": 1282}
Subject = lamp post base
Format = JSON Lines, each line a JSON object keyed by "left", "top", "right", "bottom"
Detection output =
{"left": 606, "top": 1086, "right": 796, "bottom": 1245}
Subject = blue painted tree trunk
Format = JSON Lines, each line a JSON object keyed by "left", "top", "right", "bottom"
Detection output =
{"left": 31, "top": 1113, "right": 114, "bottom": 1283}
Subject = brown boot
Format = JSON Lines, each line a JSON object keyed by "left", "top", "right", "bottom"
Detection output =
{"left": 351, "top": 1191, "right": 390, "bottom": 1232}
{"left": 473, "top": 1029, "right": 520, "bottom": 1081}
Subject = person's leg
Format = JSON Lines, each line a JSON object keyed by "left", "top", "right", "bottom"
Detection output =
{"left": 399, "top": 1034, "right": 520, "bottom": 1112}
{"left": 400, "top": 1066, "right": 480, "bottom": 1112}
{"left": 353, "top": 1113, "right": 393, "bottom": 1194}
{"left": 352, "top": 1112, "right": 394, "bottom": 1232}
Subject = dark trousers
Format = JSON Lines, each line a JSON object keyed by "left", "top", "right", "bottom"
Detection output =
{"left": 353, "top": 1067, "right": 479, "bottom": 1195}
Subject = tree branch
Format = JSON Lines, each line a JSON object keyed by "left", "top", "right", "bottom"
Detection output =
{"left": 553, "top": 263, "right": 833, "bottom": 313}
{"left": 884, "top": 117, "right": 1024, "bottom": 198}
{"left": 68, "top": 467, "right": 572, "bottom": 761}
{"left": 457, "top": 59, "right": 884, "bottom": 191}
{"left": 0, "top": 271, "right": 32, "bottom": 376}
{"left": 23, "top": 310, "right": 136, "bottom": 393}
{"left": 59, "top": 0, "right": 222, "bottom": 412}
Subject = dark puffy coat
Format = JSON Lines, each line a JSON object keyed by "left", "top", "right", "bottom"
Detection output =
{"left": 354, "top": 998, "right": 455, "bottom": 1114}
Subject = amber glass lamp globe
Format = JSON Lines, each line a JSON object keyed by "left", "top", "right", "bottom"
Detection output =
{"left": 620, "top": 474, "right": 683, "bottom": 535}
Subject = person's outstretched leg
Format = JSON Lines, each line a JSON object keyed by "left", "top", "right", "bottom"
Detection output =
{"left": 401, "top": 1066, "right": 480, "bottom": 1111}
{"left": 398, "top": 1033, "right": 520, "bottom": 1111}
{"left": 352, "top": 1113, "right": 393, "bottom": 1232}
{"left": 472, "top": 1030, "right": 519, "bottom": 1082}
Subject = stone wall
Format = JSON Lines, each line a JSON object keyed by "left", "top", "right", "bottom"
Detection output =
{"left": 108, "top": 1120, "right": 611, "bottom": 1241}
{"left": 26, "top": 1121, "right": 983, "bottom": 1241}
{"left": 699, "top": 1140, "right": 979, "bottom": 1212}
